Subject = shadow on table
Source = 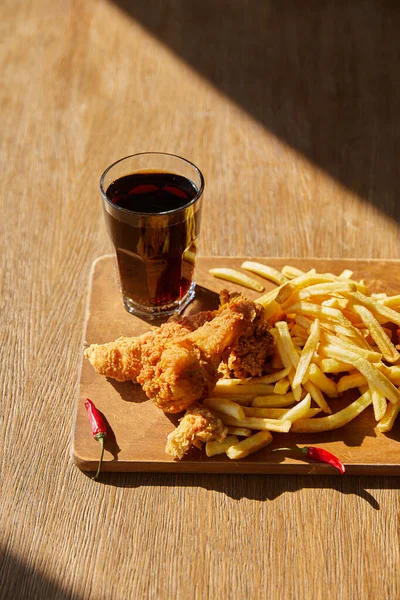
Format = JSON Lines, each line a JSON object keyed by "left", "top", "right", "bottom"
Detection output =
{"left": 111, "top": 0, "right": 400, "bottom": 224}
{"left": 91, "top": 470, "right": 397, "bottom": 510}
{"left": 0, "top": 545, "right": 82, "bottom": 600}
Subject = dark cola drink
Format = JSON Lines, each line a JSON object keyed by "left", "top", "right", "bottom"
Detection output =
{"left": 103, "top": 171, "right": 202, "bottom": 316}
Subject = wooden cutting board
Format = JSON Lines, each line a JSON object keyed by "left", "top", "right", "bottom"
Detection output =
{"left": 72, "top": 255, "right": 400, "bottom": 475}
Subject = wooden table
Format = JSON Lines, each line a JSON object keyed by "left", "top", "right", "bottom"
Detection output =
{"left": 2, "top": 1, "right": 400, "bottom": 598}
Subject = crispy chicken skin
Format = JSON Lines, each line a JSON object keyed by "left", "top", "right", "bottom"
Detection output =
{"left": 84, "top": 310, "right": 216, "bottom": 382}
{"left": 219, "top": 299, "right": 274, "bottom": 378}
{"left": 165, "top": 406, "right": 228, "bottom": 459}
{"left": 85, "top": 292, "right": 274, "bottom": 413}
{"left": 137, "top": 296, "right": 258, "bottom": 412}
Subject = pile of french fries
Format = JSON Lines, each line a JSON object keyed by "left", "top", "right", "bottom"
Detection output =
{"left": 205, "top": 262, "right": 400, "bottom": 460}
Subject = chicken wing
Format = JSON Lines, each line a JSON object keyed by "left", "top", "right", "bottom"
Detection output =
{"left": 84, "top": 309, "right": 217, "bottom": 382}
{"left": 165, "top": 405, "right": 228, "bottom": 459}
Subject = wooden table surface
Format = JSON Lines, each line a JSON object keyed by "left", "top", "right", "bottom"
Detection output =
{"left": 2, "top": 1, "right": 400, "bottom": 598}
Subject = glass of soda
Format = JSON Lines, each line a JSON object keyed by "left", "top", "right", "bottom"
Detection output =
{"left": 100, "top": 152, "right": 204, "bottom": 319}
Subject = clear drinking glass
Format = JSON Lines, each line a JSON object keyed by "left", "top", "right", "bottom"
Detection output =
{"left": 100, "top": 152, "right": 204, "bottom": 319}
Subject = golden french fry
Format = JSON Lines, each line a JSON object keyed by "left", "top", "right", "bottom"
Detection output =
{"left": 286, "top": 302, "right": 353, "bottom": 328}
{"left": 297, "top": 281, "right": 356, "bottom": 300}
{"left": 352, "top": 304, "right": 400, "bottom": 363}
{"left": 209, "top": 268, "right": 264, "bottom": 292}
{"left": 281, "top": 265, "right": 307, "bottom": 279}
{"left": 241, "top": 261, "right": 287, "bottom": 285}
{"left": 252, "top": 393, "right": 296, "bottom": 407}
{"left": 259, "top": 299, "right": 286, "bottom": 324}
{"left": 339, "top": 269, "right": 354, "bottom": 279}
{"left": 292, "top": 319, "right": 320, "bottom": 388}
{"left": 344, "top": 291, "right": 400, "bottom": 326}
{"left": 203, "top": 397, "right": 245, "bottom": 420}
{"left": 205, "top": 435, "right": 239, "bottom": 457}
{"left": 381, "top": 294, "right": 400, "bottom": 309}
{"left": 254, "top": 367, "right": 292, "bottom": 384}
{"left": 378, "top": 365, "right": 400, "bottom": 385}
{"left": 270, "top": 352, "right": 284, "bottom": 370}
{"left": 226, "top": 426, "right": 252, "bottom": 437}
{"left": 369, "top": 384, "right": 387, "bottom": 421}
{"left": 212, "top": 379, "right": 275, "bottom": 396}
{"left": 303, "top": 380, "right": 332, "bottom": 414}
{"left": 322, "top": 345, "right": 400, "bottom": 404}
{"left": 291, "top": 390, "right": 372, "bottom": 432}
{"left": 274, "top": 377, "right": 291, "bottom": 395}
{"left": 319, "top": 342, "right": 382, "bottom": 363}
{"left": 274, "top": 322, "right": 300, "bottom": 368}
{"left": 377, "top": 402, "right": 400, "bottom": 432}
{"left": 270, "top": 328, "right": 302, "bottom": 400}
{"left": 243, "top": 406, "right": 321, "bottom": 419}
{"left": 337, "top": 372, "right": 367, "bottom": 393}
{"left": 281, "top": 393, "right": 311, "bottom": 422}
{"left": 226, "top": 430, "right": 273, "bottom": 459}
{"left": 275, "top": 271, "right": 334, "bottom": 304}
{"left": 307, "top": 363, "right": 338, "bottom": 398}
{"left": 212, "top": 411, "right": 292, "bottom": 432}
{"left": 314, "top": 356, "right": 354, "bottom": 373}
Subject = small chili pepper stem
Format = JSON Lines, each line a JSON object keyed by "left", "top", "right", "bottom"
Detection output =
{"left": 92, "top": 433, "right": 105, "bottom": 481}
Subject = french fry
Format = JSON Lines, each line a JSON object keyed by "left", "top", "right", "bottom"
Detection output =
{"left": 205, "top": 435, "right": 239, "bottom": 457}
{"left": 252, "top": 393, "right": 296, "bottom": 407}
{"left": 270, "top": 328, "right": 302, "bottom": 400}
{"left": 281, "top": 393, "right": 311, "bottom": 422}
{"left": 212, "top": 379, "right": 275, "bottom": 396}
{"left": 303, "top": 380, "right": 332, "bottom": 414}
{"left": 243, "top": 406, "right": 321, "bottom": 419}
{"left": 292, "top": 319, "right": 320, "bottom": 388}
{"left": 318, "top": 342, "right": 382, "bottom": 363}
{"left": 274, "top": 377, "right": 291, "bottom": 394}
{"left": 275, "top": 271, "right": 335, "bottom": 304}
{"left": 281, "top": 265, "right": 307, "bottom": 279}
{"left": 307, "top": 363, "right": 338, "bottom": 398}
{"left": 285, "top": 302, "right": 353, "bottom": 328}
{"left": 344, "top": 291, "right": 400, "bottom": 326}
{"left": 209, "top": 268, "right": 264, "bottom": 292}
{"left": 339, "top": 269, "right": 354, "bottom": 279}
{"left": 226, "top": 430, "right": 273, "bottom": 459}
{"left": 352, "top": 304, "right": 400, "bottom": 363}
{"left": 323, "top": 345, "right": 400, "bottom": 404}
{"left": 291, "top": 390, "right": 372, "bottom": 432}
{"left": 254, "top": 367, "right": 292, "bottom": 384}
{"left": 256, "top": 287, "right": 282, "bottom": 307}
{"left": 369, "top": 384, "right": 387, "bottom": 421}
{"left": 377, "top": 402, "right": 400, "bottom": 432}
{"left": 226, "top": 426, "right": 252, "bottom": 437}
{"left": 337, "top": 372, "right": 367, "bottom": 393}
{"left": 203, "top": 397, "right": 245, "bottom": 420}
{"left": 297, "top": 281, "right": 356, "bottom": 300}
{"left": 378, "top": 365, "right": 400, "bottom": 385}
{"left": 274, "top": 322, "right": 300, "bottom": 368}
{"left": 314, "top": 356, "right": 354, "bottom": 373}
{"left": 241, "top": 261, "right": 288, "bottom": 285}
{"left": 381, "top": 294, "right": 400, "bottom": 309}
{"left": 212, "top": 411, "right": 292, "bottom": 432}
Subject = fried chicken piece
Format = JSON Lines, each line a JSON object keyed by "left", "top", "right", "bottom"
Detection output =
{"left": 165, "top": 406, "right": 227, "bottom": 459}
{"left": 137, "top": 296, "right": 258, "bottom": 412}
{"left": 219, "top": 297, "right": 274, "bottom": 378}
{"left": 84, "top": 310, "right": 217, "bottom": 382}
{"left": 85, "top": 293, "right": 273, "bottom": 413}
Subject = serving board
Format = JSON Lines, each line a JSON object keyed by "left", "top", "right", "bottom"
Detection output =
{"left": 72, "top": 255, "right": 400, "bottom": 475}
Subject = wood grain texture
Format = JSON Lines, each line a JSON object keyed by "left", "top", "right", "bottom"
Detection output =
{"left": 1, "top": 1, "right": 400, "bottom": 599}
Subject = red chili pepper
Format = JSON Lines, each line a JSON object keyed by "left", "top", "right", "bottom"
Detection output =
{"left": 271, "top": 446, "right": 346, "bottom": 474}
{"left": 84, "top": 398, "right": 107, "bottom": 480}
